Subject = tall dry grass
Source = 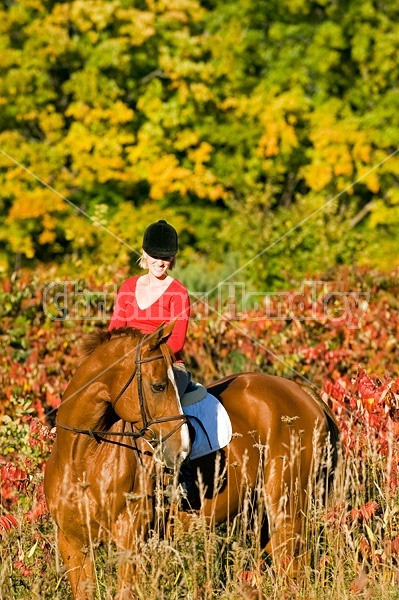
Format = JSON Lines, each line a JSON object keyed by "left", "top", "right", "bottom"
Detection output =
{"left": 2, "top": 428, "right": 399, "bottom": 600}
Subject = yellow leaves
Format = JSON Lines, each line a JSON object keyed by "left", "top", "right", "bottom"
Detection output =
{"left": 258, "top": 124, "right": 280, "bottom": 157}
{"left": 137, "top": 94, "right": 164, "bottom": 122}
{"left": 386, "top": 187, "right": 399, "bottom": 206}
{"left": 7, "top": 189, "right": 66, "bottom": 221}
{"left": 65, "top": 103, "right": 91, "bottom": 123}
{"left": 306, "top": 23, "right": 345, "bottom": 75}
{"left": 48, "top": 2, "right": 70, "bottom": 26}
{"left": 332, "top": 147, "right": 353, "bottom": 177}
{"left": 117, "top": 9, "right": 155, "bottom": 46}
{"left": 25, "top": 18, "right": 70, "bottom": 60}
{"left": 146, "top": 148, "right": 226, "bottom": 202}
{"left": 70, "top": 0, "right": 116, "bottom": 33}
{"left": 177, "top": 81, "right": 189, "bottom": 104}
{"left": 306, "top": 104, "right": 340, "bottom": 145}
{"left": 61, "top": 118, "right": 134, "bottom": 187}
{"left": 95, "top": 156, "right": 129, "bottom": 184}
{"left": 148, "top": 154, "right": 190, "bottom": 199}
{"left": 8, "top": 194, "right": 45, "bottom": 220}
{"left": 188, "top": 142, "right": 212, "bottom": 165}
{"left": 175, "top": 130, "right": 199, "bottom": 151}
{"left": 63, "top": 214, "right": 96, "bottom": 248}
{"left": 38, "top": 108, "right": 65, "bottom": 142}
{"left": 303, "top": 101, "right": 383, "bottom": 193}
{"left": 127, "top": 138, "right": 154, "bottom": 170}
{"left": 0, "top": 2, "right": 31, "bottom": 30}
{"left": 66, "top": 101, "right": 134, "bottom": 126}
{"left": 42, "top": 214, "right": 57, "bottom": 230}
{"left": 1, "top": 142, "right": 68, "bottom": 257}
{"left": 369, "top": 199, "right": 398, "bottom": 229}
{"left": 39, "top": 230, "right": 56, "bottom": 245}
{"left": 63, "top": 122, "right": 98, "bottom": 155}
{"left": 0, "top": 48, "right": 21, "bottom": 70}
{"left": 302, "top": 157, "right": 354, "bottom": 192}
{"left": 353, "top": 140, "right": 372, "bottom": 164}
{"left": 282, "top": 0, "right": 309, "bottom": 14}
{"left": 63, "top": 68, "right": 121, "bottom": 104}
{"left": 357, "top": 169, "right": 380, "bottom": 194}
{"left": 280, "top": 124, "right": 299, "bottom": 155}
{"left": 21, "top": 0, "right": 45, "bottom": 10}
{"left": 256, "top": 91, "right": 304, "bottom": 161}
{"left": 147, "top": 0, "right": 205, "bottom": 23}
{"left": 300, "top": 163, "right": 333, "bottom": 193}
{"left": 1, "top": 159, "right": 66, "bottom": 256}
{"left": 218, "top": 97, "right": 239, "bottom": 111}
{"left": 17, "top": 111, "right": 39, "bottom": 122}
{"left": 5, "top": 223, "right": 35, "bottom": 259}
{"left": 379, "top": 154, "right": 399, "bottom": 180}
{"left": 189, "top": 83, "right": 214, "bottom": 103}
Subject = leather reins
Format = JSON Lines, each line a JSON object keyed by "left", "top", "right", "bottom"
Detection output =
{"left": 56, "top": 339, "right": 187, "bottom": 447}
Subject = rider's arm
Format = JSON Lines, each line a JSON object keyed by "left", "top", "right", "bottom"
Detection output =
{"left": 108, "top": 279, "right": 132, "bottom": 330}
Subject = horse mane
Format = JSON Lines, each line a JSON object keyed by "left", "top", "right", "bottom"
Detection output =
{"left": 80, "top": 327, "right": 143, "bottom": 357}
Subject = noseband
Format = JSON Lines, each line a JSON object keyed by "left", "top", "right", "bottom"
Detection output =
{"left": 56, "top": 338, "right": 187, "bottom": 446}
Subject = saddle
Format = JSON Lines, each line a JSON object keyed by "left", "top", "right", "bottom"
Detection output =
{"left": 181, "top": 382, "right": 232, "bottom": 459}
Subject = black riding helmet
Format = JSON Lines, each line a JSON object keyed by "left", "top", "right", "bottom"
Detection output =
{"left": 142, "top": 220, "right": 178, "bottom": 258}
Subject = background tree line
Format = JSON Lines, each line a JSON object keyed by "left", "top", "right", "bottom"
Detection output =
{"left": 0, "top": 0, "right": 398, "bottom": 290}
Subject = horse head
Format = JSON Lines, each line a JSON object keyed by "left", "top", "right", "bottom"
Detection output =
{"left": 111, "top": 321, "right": 191, "bottom": 469}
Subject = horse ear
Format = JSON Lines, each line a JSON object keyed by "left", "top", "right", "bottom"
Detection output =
{"left": 146, "top": 320, "right": 176, "bottom": 351}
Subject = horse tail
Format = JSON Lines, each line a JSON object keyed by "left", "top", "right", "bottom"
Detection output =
{"left": 301, "top": 385, "right": 341, "bottom": 490}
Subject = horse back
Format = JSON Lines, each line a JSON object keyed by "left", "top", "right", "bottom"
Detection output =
{"left": 206, "top": 371, "right": 339, "bottom": 481}
{"left": 207, "top": 372, "right": 331, "bottom": 433}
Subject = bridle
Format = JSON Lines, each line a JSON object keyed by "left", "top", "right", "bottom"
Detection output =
{"left": 56, "top": 338, "right": 188, "bottom": 447}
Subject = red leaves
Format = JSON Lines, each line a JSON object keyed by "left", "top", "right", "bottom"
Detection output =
{"left": 28, "top": 417, "right": 56, "bottom": 456}
{"left": 25, "top": 483, "right": 48, "bottom": 523}
{"left": 0, "top": 514, "right": 18, "bottom": 537}
{"left": 13, "top": 561, "right": 33, "bottom": 577}
{"left": 323, "top": 379, "right": 349, "bottom": 404}
{"left": 0, "top": 463, "right": 28, "bottom": 502}
{"left": 350, "top": 501, "right": 378, "bottom": 523}
{"left": 323, "top": 367, "right": 399, "bottom": 495}
{"left": 0, "top": 459, "right": 49, "bottom": 521}
{"left": 45, "top": 388, "right": 61, "bottom": 409}
{"left": 352, "top": 369, "right": 399, "bottom": 418}
{"left": 2, "top": 278, "right": 11, "bottom": 293}
{"left": 356, "top": 370, "right": 378, "bottom": 401}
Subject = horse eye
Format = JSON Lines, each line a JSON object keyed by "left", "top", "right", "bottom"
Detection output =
{"left": 151, "top": 383, "right": 167, "bottom": 393}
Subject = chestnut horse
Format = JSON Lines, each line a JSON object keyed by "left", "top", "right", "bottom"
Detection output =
{"left": 44, "top": 324, "right": 340, "bottom": 599}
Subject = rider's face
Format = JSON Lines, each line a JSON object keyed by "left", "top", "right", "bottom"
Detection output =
{"left": 144, "top": 252, "right": 172, "bottom": 279}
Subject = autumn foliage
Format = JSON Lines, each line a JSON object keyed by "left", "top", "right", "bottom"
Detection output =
{"left": 1, "top": 266, "right": 399, "bottom": 594}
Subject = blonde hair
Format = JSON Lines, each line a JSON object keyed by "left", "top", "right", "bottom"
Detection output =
{"left": 138, "top": 252, "right": 175, "bottom": 271}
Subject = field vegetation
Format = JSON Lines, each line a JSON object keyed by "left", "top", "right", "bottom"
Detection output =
{"left": 1, "top": 266, "right": 399, "bottom": 598}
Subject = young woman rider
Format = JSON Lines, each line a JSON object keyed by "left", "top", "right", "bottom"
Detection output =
{"left": 108, "top": 219, "right": 190, "bottom": 397}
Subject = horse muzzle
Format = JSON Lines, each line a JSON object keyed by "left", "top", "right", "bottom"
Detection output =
{"left": 159, "top": 421, "right": 191, "bottom": 469}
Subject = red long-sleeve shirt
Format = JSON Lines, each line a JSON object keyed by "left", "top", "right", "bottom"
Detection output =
{"left": 108, "top": 276, "right": 190, "bottom": 359}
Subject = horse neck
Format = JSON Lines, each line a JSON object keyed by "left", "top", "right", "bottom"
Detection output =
{"left": 58, "top": 335, "right": 138, "bottom": 430}
{"left": 58, "top": 379, "right": 113, "bottom": 432}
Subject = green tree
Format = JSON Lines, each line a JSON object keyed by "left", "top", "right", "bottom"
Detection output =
{"left": 0, "top": 0, "right": 398, "bottom": 286}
